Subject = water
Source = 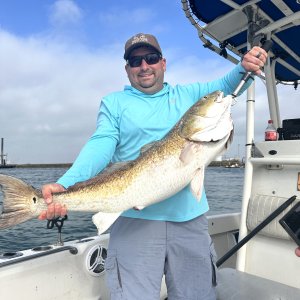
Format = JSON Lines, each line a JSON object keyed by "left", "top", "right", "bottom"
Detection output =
{"left": 0, "top": 167, "right": 244, "bottom": 253}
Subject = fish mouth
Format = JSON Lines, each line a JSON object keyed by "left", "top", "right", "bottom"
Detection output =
{"left": 215, "top": 91, "right": 225, "bottom": 103}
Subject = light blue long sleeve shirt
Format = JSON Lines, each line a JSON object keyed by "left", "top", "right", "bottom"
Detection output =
{"left": 57, "top": 63, "right": 250, "bottom": 222}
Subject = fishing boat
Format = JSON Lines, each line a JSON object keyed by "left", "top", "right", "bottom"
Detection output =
{"left": 0, "top": 1, "right": 299, "bottom": 299}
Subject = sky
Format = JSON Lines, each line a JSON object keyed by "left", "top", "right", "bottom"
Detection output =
{"left": 0, "top": 0, "right": 299, "bottom": 164}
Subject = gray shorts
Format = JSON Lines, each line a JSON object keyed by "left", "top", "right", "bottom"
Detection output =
{"left": 105, "top": 215, "right": 217, "bottom": 300}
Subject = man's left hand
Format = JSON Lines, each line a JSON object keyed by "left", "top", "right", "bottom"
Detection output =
{"left": 241, "top": 46, "right": 268, "bottom": 75}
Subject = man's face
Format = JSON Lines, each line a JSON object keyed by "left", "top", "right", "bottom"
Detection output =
{"left": 125, "top": 47, "right": 166, "bottom": 94}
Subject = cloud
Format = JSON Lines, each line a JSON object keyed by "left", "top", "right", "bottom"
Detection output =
{"left": 166, "top": 53, "right": 234, "bottom": 84}
{"left": 49, "top": 0, "right": 83, "bottom": 26}
{"left": 96, "top": 6, "right": 167, "bottom": 41}
{"left": 0, "top": 28, "right": 127, "bottom": 163}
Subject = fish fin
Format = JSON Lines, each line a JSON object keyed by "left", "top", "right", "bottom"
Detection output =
{"left": 92, "top": 212, "right": 121, "bottom": 235}
{"left": 0, "top": 175, "right": 41, "bottom": 229}
{"left": 190, "top": 168, "right": 204, "bottom": 201}
{"left": 226, "top": 128, "right": 234, "bottom": 148}
{"left": 179, "top": 142, "right": 202, "bottom": 165}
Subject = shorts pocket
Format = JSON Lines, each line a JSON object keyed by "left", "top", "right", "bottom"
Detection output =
{"left": 105, "top": 250, "right": 122, "bottom": 293}
{"left": 209, "top": 242, "right": 218, "bottom": 287}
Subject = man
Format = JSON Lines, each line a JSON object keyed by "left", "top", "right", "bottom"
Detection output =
{"left": 39, "top": 33, "right": 267, "bottom": 299}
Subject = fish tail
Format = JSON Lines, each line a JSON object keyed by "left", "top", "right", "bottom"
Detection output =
{"left": 0, "top": 174, "right": 39, "bottom": 229}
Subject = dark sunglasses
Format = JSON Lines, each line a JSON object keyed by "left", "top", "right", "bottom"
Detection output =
{"left": 127, "top": 53, "right": 162, "bottom": 68}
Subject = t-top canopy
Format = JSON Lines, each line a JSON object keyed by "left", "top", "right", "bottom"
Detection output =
{"left": 183, "top": 0, "right": 300, "bottom": 83}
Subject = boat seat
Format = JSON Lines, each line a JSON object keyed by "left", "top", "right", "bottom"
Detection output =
{"left": 216, "top": 268, "right": 300, "bottom": 300}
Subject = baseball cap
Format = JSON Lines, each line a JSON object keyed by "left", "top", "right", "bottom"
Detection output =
{"left": 124, "top": 33, "right": 162, "bottom": 60}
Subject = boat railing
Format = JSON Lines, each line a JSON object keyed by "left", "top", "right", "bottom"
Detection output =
{"left": 0, "top": 245, "right": 78, "bottom": 268}
{"left": 250, "top": 157, "right": 300, "bottom": 165}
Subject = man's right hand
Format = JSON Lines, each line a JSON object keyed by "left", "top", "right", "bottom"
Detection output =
{"left": 38, "top": 183, "right": 67, "bottom": 220}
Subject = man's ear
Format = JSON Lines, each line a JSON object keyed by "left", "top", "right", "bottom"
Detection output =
{"left": 125, "top": 63, "right": 129, "bottom": 74}
{"left": 162, "top": 58, "right": 166, "bottom": 72}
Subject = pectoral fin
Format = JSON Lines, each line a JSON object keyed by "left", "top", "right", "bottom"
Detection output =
{"left": 190, "top": 168, "right": 204, "bottom": 201}
{"left": 179, "top": 142, "right": 203, "bottom": 165}
{"left": 92, "top": 212, "right": 122, "bottom": 235}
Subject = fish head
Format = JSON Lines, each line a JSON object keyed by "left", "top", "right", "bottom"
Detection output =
{"left": 179, "top": 90, "right": 233, "bottom": 142}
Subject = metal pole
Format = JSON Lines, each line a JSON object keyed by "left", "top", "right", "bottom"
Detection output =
{"left": 1, "top": 138, "right": 4, "bottom": 165}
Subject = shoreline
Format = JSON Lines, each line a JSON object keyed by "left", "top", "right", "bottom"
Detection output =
{"left": 2, "top": 159, "right": 243, "bottom": 169}
{"left": 15, "top": 163, "right": 72, "bottom": 168}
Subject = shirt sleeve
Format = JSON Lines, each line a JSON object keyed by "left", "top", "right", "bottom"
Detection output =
{"left": 181, "top": 62, "right": 253, "bottom": 101}
{"left": 207, "top": 62, "right": 252, "bottom": 96}
{"left": 57, "top": 97, "right": 119, "bottom": 188}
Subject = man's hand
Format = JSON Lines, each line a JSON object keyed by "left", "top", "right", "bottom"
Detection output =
{"left": 295, "top": 247, "right": 300, "bottom": 257}
{"left": 241, "top": 46, "right": 268, "bottom": 75}
{"left": 38, "top": 183, "right": 67, "bottom": 220}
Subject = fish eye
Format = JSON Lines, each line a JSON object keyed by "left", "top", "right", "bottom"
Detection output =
{"left": 32, "top": 197, "right": 37, "bottom": 204}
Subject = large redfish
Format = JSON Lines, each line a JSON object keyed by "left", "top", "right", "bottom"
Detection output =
{"left": 0, "top": 91, "right": 233, "bottom": 234}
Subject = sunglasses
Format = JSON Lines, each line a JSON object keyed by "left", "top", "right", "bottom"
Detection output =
{"left": 127, "top": 53, "right": 162, "bottom": 68}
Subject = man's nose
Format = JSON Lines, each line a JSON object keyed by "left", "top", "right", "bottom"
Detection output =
{"left": 140, "top": 59, "right": 150, "bottom": 69}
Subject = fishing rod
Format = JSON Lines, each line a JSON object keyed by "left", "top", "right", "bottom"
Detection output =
{"left": 216, "top": 195, "right": 297, "bottom": 268}
{"left": 231, "top": 40, "right": 273, "bottom": 98}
